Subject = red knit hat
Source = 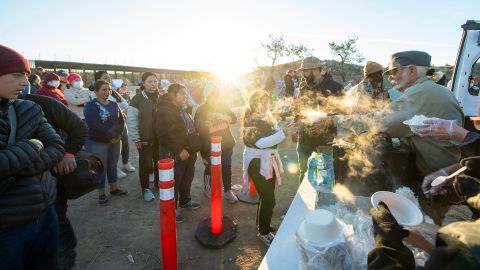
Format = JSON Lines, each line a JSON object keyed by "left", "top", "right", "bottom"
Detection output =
{"left": 0, "top": 44, "right": 30, "bottom": 76}
{"left": 67, "top": 73, "right": 82, "bottom": 84}
{"left": 43, "top": 72, "right": 60, "bottom": 83}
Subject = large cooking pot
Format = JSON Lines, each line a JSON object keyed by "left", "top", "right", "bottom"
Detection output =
{"left": 332, "top": 133, "right": 416, "bottom": 197}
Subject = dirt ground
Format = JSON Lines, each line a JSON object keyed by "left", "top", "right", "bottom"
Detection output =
{"left": 70, "top": 115, "right": 301, "bottom": 270}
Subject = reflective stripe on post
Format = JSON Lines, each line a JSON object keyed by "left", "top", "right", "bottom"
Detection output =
{"left": 211, "top": 155, "right": 221, "bottom": 165}
{"left": 211, "top": 143, "right": 221, "bottom": 152}
{"left": 159, "top": 168, "right": 174, "bottom": 183}
{"left": 157, "top": 158, "right": 178, "bottom": 270}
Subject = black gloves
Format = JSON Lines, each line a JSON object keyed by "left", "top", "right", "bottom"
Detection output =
{"left": 368, "top": 201, "right": 415, "bottom": 270}
{"left": 455, "top": 156, "right": 480, "bottom": 212}
{"left": 460, "top": 156, "right": 480, "bottom": 179}
{"left": 371, "top": 201, "right": 399, "bottom": 226}
{"left": 370, "top": 201, "right": 410, "bottom": 245}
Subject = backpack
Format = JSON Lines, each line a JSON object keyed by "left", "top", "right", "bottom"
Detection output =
{"left": 57, "top": 151, "right": 103, "bottom": 200}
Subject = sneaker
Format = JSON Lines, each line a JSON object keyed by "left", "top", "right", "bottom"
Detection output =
{"left": 179, "top": 200, "right": 201, "bottom": 210}
{"left": 122, "top": 162, "right": 136, "bottom": 172}
{"left": 149, "top": 174, "right": 154, "bottom": 183}
{"left": 143, "top": 188, "right": 155, "bottom": 202}
{"left": 98, "top": 194, "right": 108, "bottom": 205}
{"left": 257, "top": 232, "right": 275, "bottom": 246}
{"left": 224, "top": 190, "right": 239, "bottom": 204}
{"left": 176, "top": 209, "right": 184, "bottom": 223}
{"left": 110, "top": 188, "right": 128, "bottom": 196}
{"left": 117, "top": 168, "right": 127, "bottom": 179}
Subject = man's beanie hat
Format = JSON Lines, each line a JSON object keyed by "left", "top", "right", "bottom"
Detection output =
{"left": 43, "top": 72, "right": 60, "bottom": 83}
{"left": 0, "top": 44, "right": 30, "bottom": 76}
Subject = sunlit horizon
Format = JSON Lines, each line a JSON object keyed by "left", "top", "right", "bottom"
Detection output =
{"left": 1, "top": 0, "right": 478, "bottom": 79}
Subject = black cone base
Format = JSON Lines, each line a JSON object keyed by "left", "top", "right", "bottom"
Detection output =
{"left": 195, "top": 216, "right": 237, "bottom": 249}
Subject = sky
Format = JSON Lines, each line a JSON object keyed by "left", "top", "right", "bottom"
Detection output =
{"left": 0, "top": 0, "right": 478, "bottom": 78}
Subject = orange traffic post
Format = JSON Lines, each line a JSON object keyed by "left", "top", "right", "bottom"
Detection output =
{"left": 158, "top": 158, "right": 177, "bottom": 270}
{"left": 195, "top": 136, "right": 237, "bottom": 248}
{"left": 210, "top": 136, "right": 223, "bottom": 234}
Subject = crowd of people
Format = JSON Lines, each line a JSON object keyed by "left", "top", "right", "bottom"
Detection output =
{"left": 1, "top": 41, "right": 479, "bottom": 270}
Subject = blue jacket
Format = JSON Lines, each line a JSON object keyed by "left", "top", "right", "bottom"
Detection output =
{"left": 84, "top": 99, "right": 125, "bottom": 142}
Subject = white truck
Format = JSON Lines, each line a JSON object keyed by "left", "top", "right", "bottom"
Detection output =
{"left": 451, "top": 20, "right": 480, "bottom": 128}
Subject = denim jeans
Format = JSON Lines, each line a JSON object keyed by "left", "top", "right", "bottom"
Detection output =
{"left": 121, "top": 128, "right": 129, "bottom": 164}
{"left": 85, "top": 139, "right": 120, "bottom": 191}
{"left": 202, "top": 148, "right": 233, "bottom": 192}
{"left": 0, "top": 206, "right": 59, "bottom": 270}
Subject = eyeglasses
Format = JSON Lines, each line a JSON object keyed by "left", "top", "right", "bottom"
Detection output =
{"left": 385, "top": 68, "right": 398, "bottom": 76}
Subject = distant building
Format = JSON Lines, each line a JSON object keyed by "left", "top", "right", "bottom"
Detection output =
{"left": 30, "top": 60, "right": 212, "bottom": 86}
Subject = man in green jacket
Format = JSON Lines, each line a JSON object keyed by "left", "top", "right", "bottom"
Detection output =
{"left": 324, "top": 51, "right": 463, "bottom": 177}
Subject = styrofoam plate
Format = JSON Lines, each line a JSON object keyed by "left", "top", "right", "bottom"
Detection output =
{"left": 371, "top": 191, "right": 423, "bottom": 226}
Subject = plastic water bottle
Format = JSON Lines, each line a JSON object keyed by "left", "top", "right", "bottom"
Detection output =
{"left": 316, "top": 153, "right": 335, "bottom": 193}
{"left": 307, "top": 153, "right": 318, "bottom": 184}
{"left": 307, "top": 152, "right": 335, "bottom": 193}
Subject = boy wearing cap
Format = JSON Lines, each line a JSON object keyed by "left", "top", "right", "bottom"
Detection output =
{"left": 321, "top": 51, "right": 463, "bottom": 178}
{"left": 0, "top": 44, "right": 65, "bottom": 269}
{"left": 56, "top": 70, "right": 69, "bottom": 92}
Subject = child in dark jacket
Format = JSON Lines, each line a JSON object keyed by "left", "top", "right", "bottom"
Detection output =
{"left": 155, "top": 83, "right": 201, "bottom": 223}
{"left": 194, "top": 83, "right": 238, "bottom": 203}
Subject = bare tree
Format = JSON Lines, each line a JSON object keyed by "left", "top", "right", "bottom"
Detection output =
{"left": 286, "top": 44, "right": 313, "bottom": 69}
{"left": 329, "top": 35, "right": 365, "bottom": 82}
{"left": 261, "top": 34, "right": 287, "bottom": 75}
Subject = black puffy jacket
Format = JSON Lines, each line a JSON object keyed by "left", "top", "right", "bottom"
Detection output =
{"left": 0, "top": 99, "right": 64, "bottom": 229}
{"left": 18, "top": 94, "right": 88, "bottom": 154}
{"left": 155, "top": 99, "right": 197, "bottom": 154}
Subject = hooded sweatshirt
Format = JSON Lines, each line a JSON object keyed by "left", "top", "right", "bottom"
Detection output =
{"left": 64, "top": 86, "right": 91, "bottom": 117}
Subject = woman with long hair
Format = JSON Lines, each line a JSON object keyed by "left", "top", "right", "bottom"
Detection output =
{"left": 242, "top": 90, "right": 291, "bottom": 246}
{"left": 127, "top": 72, "right": 161, "bottom": 202}
{"left": 92, "top": 71, "right": 134, "bottom": 178}
{"left": 84, "top": 80, "right": 128, "bottom": 204}
{"left": 155, "top": 83, "right": 201, "bottom": 223}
